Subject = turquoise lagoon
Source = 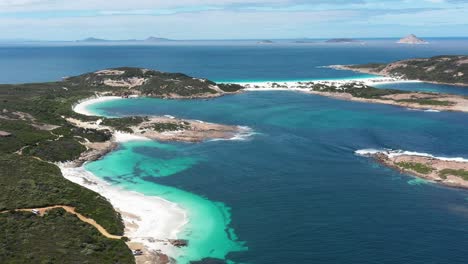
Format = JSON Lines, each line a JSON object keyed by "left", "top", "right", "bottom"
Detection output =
{"left": 85, "top": 140, "right": 247, "bottom": 263}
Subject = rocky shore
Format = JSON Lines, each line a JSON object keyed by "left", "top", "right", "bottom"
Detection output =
{"left": 357, "top": 149, "right": 468, "bottom": 189}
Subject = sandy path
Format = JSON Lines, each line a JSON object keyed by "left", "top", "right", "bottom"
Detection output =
{"left": 0, "top": 205, "right": 122, "bottom": 240}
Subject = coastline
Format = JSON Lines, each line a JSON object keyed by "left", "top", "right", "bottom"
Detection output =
{"left": 59, "top": 162, "right": 188, "bottom": 260}
{"left": 356, "top": 149, "right": 468, "bottom": 189}
{"left": 73, "top": 95, "right": 123, "bottom": 116}
{"left": 240, "top": 79, "right": 468, "bottom": 113}
{"left": 329, "top": 64, "right": 468, "bottom": 87}
{"left": 234, "top": 76, "right": 422, "bottom": 87}
{"left": 63, "top": 96, "right": 252, "bottom": 263}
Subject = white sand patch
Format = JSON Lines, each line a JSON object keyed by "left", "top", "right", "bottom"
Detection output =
{"left": 355, "top": 149, "right": 468, "bottom": 163}
{"left": 103, "top": 77, "right": 146, "bottom": 88}
{"left": 237, "top": 77, "right": 421, "bottom": 90}
{"left": 114, "top": 131, "right": 151, "bottom": 143}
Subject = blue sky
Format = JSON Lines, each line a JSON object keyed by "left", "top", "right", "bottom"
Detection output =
{"left": 0, "top": 0, "right": 467, "bottom": 40}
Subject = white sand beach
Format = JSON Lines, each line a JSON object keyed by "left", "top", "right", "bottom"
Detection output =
{"left": 73, "top": 96, "right": 122, "bottom": 116}
{"left": 237, "top": 77, "right": 421, "bottom": 91}
{"left": 68, "top": 98, "right": 190, "bottom": 261}
{"left": 59, "top": 163, "right": 188, "bottom": 259}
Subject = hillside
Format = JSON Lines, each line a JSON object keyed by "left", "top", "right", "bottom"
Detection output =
{"left": 333, "top": 55, "right": 468, "bottom": 85}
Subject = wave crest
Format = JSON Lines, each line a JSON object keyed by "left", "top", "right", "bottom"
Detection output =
{"left": 355, "top": 148, "right": 468, "bottom": 162}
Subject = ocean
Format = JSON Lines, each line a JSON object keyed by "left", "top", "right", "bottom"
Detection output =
{"left": 4, "top": 39, "right": 468, "bottom": 263}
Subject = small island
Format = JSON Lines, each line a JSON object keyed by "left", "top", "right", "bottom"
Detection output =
{"left": 257, "top": 40, "right": 274, "bottom": 44}
{"left": 357, "top": 150, "right": 468, "bottom": 189}
{"left": 77, "top": 36, "right": 175, "bottom": 43}
{"left": 397, "top": 34, "right": 428, "bottom": 45}
{"left": 325, "top": 38, "right": 363, "bottom": 44}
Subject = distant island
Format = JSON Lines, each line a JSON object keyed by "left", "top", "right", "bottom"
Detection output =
{"left": 294, "top": 39, "right": 317, "bottom": 44}
{"left": 257, "top": 40, "right": 274, "bottom": 44}
{"left": 329, "top": 55, "right": 468, "bottom": 86}
{"left": 325, "top": 38, "right": 364, "bottom": 44}
{"left": 397, "top": 34, "right": 428, "bottom": 45}
{"left": 77, "top": 36, "right": 174, "bottom": 43}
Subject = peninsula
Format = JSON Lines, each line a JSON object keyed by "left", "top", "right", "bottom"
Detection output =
{"left": 356, "top": 150, "right": 468, "bottom": 189}
{"left": 0, "top": 68, "right": 245, "bottom": 264}
{"left": 330, "top": 55, "right": 468, "bottom": 86}
{"left": 241, "top": 79, "right": 468, "bottom": 112}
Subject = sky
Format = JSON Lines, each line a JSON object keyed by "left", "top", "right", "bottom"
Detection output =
{"left": 0, "top": 0, "right": 467, "bottom": 40}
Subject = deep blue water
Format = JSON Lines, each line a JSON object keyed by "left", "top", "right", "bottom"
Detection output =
{"left": 1, "top": 39, "right": 468, "bottom": 84}
{"left": 91, "top": 92, "right": 468, "bottom": 264}
{"left": 3, "top": 40, "right": 468, "bottom": 263}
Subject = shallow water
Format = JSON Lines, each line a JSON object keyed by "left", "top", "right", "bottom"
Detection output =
{"left": 85, "top": 141, "right": 247, "bottom": 263}
{"left": 87, "top": 91, "right": 468, "bottom": 263}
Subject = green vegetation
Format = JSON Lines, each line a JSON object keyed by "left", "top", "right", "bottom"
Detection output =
{"left": 310, "top": 82, "right": 406, "bottom": 99}
{"left": 396, "top": 98, "right": 455, "bottom": 106}
{"left": 350, "top": 55, "right": 468, "bottom": 85}
{"left": 22, "top": 137, "right": 86, "bottom": 162}
{"left": 348, "top": 63, "right": 386, "bottom": 71}
{"left": 65, "top": 67, "right": 237, "bottom": 98}
{"left": 439, "top": 169, "right": 468, "bottom": 180}
{"left": 52, "top": 125, "right": 112, "bottom": 143}
{"left": 152, "top": 122, "right": 191, "bottom": 132}
{"left": 0, "top": 119, "right": 54, "bottom": 154}
{"left": 0, "top": 209, "right": 134, "bottom": 264}
{"left": 101, "top": 116, "right": 148, "bottom": 133}
{"left": 0, "top": 154, "right": 125, "bottom": 236}
{"left": 218, "top": 83, "right": 244, "bottom": 92}
{"left": 396, "top": 162, "right": 434, "bottom": 174}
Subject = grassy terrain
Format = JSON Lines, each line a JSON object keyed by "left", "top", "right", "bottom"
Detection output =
{"left": 439, "top": 169, "right": 468, "bottom": 180}
{"left": 396, "top": 162, "right": 434, "bottom": 174}
{"left": 152, "top": 122, "right": 191, "bottom": 132}
{"left": 0, "top": 209, "right": 134, "bottom": 264}
{"left": 396, "top": 99, "right": 455, "bottom": 106}
{"left": 309, "top": 82, "right": 406, "bottom": 99}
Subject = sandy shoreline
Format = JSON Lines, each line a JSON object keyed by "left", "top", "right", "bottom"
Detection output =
{"left": 329, "top": 64, "right": 468, "bottom": 87}
{"left": 73, "top": 95, "right": 123, "bottom": 116}
{"left": 65, "top": 96, "right": 254, "bottom": 263}
{"left": 240, "top": 78, "right": 468, "bottom": 113}
{"left": 59, "top": 162, "right": 187, "bottom": 260}
{"left": 236, "top": 77, "right": 421, "bottom": 87}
